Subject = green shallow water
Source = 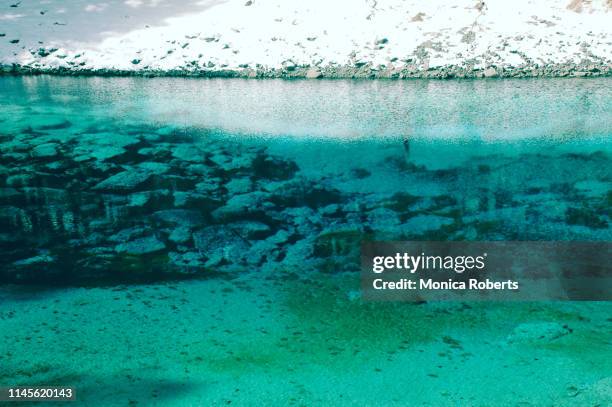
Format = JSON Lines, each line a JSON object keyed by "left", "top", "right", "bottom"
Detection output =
{"left": 0, "top": 76, "right": 611, "bottom": 405}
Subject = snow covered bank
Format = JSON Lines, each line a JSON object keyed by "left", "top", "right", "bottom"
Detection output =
{"left": 1, "top": 0, "right": 611, "bottom": 78}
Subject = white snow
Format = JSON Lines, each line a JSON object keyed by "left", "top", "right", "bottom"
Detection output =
{"left": 0, "top": 0, "right": 610, "bottom": 75}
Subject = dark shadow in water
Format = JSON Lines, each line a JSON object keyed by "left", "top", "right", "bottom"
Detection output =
{"left": 0, "top": 269, "right": 233, "bottom": 302}
{"left": 3, "top": 361, "right": 204, "bottom": 406}
{"left": 75, "top": 376, "right": 204, "bottom": 405}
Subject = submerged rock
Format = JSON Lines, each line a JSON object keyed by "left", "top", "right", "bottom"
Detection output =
{"left": 152, "top": 209, "right": 205, "bottom": 227}
{"left": 172, "top": 145, "right": 206, "bottom": 162}
{"left": 211, "top": 191, "right": 270, "bottom": 220}
{"left": 115, "top": 235, "right": 166, "bottom": 255}
{"left": 93, "top": 170, "right": 152, "bottom": 191}
{"left": 168, "top": 251, "right": 203, "bottom": 269}
{"left": 228, "top": 220, "right": 272, "bottom": 239}
{"left": 193, "top": 225, "right": 251, "bottom": 268}
{"left": 75, "top": 145, "right": 126, "bottom": 161}
{"left": 400, "top": 214, "right": 455, "bottom": 236}
{"left": 31, "top": 142, "right": 59, "bottom": 158}
{"left": 195, "top": 178, "right": 222, "bottom": 195}
{"left": 13, "top": 253, "right": 55, "bottom": 266}
{"left": 507, "top": 322, "right": 573, "bottom": 344}
{"left": 225, "top": 177, "right": 253, "bottom": 194}
{"left": 565, "top": 377, "right": 612, "bottom": 406}
{"left": 108, "top": 226, "right": 147, "bottom": 243}
{"left": 128, "top": 192, "right": 152, "bottom": 207}
{"left": 136, "top": 162, "right": 170, "bottom": 174}
{"left": 252, "top": 154, "right": 299, "bottom": 180}
{"left": 313, "top": 226, "right": 367, "bottom": 258}
{"left": 169, "top": 226, "right": 192, "bottom": 244}
{"left": 565, "top": 206, "right": 608, "bottom": 229}
{"left": 367, "top": 207, "right": 401, "bottom": 229}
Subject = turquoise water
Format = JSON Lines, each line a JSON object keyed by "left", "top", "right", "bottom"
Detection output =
{"left": 0, "top": 76, "right": 611, "bottom": 405}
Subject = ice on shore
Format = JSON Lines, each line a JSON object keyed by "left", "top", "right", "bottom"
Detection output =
{"left": 0, "top": 0, "right": 610, "bottom": 77}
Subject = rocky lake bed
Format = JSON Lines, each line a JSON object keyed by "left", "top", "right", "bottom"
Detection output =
{"left": 1, "top": 83, "right": 610, "bottom": 284}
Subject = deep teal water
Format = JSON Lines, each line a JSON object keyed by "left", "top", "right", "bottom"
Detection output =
{"left": 0, "top": 76, "right": 611, "bottom": 406}
{"left": 1, "top": 76, "right": 610, "bottom": 283}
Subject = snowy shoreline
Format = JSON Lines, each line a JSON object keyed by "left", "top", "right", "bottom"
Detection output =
{"left": 2, "top": 61, "right": 611, "bottom": 79}
{"left": 1, "top": 0, "right": 611, "bottom": 79}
